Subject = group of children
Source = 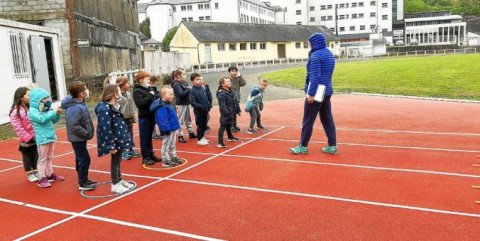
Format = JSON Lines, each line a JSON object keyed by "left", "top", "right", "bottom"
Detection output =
{"left": 9, "top": 66, "right": 268, "bottom": 195}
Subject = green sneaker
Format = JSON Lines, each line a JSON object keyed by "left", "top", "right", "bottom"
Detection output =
{"left": 322, "top": 146, "right": 338, "bottom": 155}
{"left": 290, "top": 145, "right": 308, "bottom": 154}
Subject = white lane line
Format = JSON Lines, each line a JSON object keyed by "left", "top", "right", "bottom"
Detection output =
{"left": 170, "top": 178, "right": 480, "bottom": 218}
{"left": 0, "top": 165, "right": 23, "bottom": 173}
{"left": 0, "top": 198, "right": 224, "bottom": 241}
{"left": 14, "top": 126, "right": 284, "bottom": 241}
{"left": 336, "top": 127, "right": 480, "bottom": 136}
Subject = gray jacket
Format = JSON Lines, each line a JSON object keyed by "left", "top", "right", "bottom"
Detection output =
{"left": 61, "top": 95, "right": 94, "bottom": 142}
{"left": 230, "top": 76, "right": 246, "bottom": 102}
{"left": 117, "top": 90, "right": 137, "bottom": 120}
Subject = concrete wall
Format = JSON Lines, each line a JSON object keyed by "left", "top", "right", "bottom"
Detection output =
{"left": 143, "top": 51, "right": 190, "bottom": 76}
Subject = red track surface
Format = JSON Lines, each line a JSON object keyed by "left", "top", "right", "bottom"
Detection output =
{"left": 1, "top": 94, "right": 479, "bottom": 240}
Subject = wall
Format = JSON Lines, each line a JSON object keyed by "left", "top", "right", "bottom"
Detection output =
{"left": 143, "top": 51, "right": 190, "bottom": 76}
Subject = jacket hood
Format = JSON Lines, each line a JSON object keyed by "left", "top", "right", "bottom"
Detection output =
{"left": 61, "top": 95, "right": 83, "bottom": 109}
{"left": 309, "top": 33, "right": 327, "bottom": 53}
{"left": 30, "top": 88, "right": 51, "bottom": 108}
{"left": 252, "top": 85, "right": 260, "bottom": 91}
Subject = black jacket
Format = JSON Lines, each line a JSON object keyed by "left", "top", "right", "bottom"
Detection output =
{"left": 173, "top": 80, "right": 190, "bottom": 105}
{"left": 133, "top": 84, "right": 155, "bottom": 119}
{"left": 216, "top": 87, "right": 240, "bottom": 124}
{"left": 189, "top": 85, "right": 211, "bottom": 114}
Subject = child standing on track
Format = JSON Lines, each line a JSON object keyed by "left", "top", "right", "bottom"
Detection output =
{"left": 200, "top": 76, "right": 213, "bottom": 133}
{"left": 173, "top": 68, "right": 197, "bottom": 143}
{"left": 116, "top": 77, "right": 140, "bottom": 160}
{"left": 245, "top": 79, "right": 268, "bottom": 134}
{"left": 28, "top": 88, "right": 64, "bottom": 188}
{"left": 61, "top": 81, "right": 97, "bottom": 191}
{"left": 189, "top": 73, "right": 212, "bottom": 145}
{"left": 95, "top": 84, "right": 135, "bottom": 194}
{"left": 149, "top": 76, "right": 162, "bottom": 140}
{"left": 228, "top": 66, "right": 246, "bottom": 132}
{"left": 216, "top": 76, "right": 240, "bottom": 148}
{"left": 10, "top": 87, "right": 39, "bottom": 182}
{"left": 150, "top": 86, "right": 181, "bottom": 167}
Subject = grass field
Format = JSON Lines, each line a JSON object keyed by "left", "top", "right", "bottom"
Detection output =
{"left": 262, "top": 54, "right": 480, "bottom": 100}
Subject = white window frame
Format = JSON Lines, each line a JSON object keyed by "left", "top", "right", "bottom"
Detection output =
{"left": 9, "top": 30, "right": 30, "bottom": 79}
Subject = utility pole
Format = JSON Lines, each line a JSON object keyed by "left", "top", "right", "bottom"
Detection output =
{"left": 335, "top": 4, "right": 338, "bottom": 36}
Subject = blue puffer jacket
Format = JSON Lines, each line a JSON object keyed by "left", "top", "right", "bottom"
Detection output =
{"left": 150, "top": 99, "right": 180, "bottom": 134}
{"left": 189, "top": 85, "right": 211, "bottom": 114}
{"left": 216, "top": 87, "right": 240, "bottom": 124}
{"left": 28, "top": 88, "right": 60, "bottom": 146}
{"left": 61, "top": 95, "right": 95, "bottom": 142}
{"left": 94, "top": 101, "right": 134, "bottom": 157}
{"left": 305, "top": 33, "right": 336, "bottom": 96}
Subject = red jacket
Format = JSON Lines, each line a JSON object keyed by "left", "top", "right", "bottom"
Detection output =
{"left": 10, "top": 106, "right": 35, "bottom": 143}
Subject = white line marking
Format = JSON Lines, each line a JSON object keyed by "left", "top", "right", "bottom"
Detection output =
{"left": 0, "top": 165, "right": 23, "bottom": 173}
{"left": 336, "top": 127, "right": 480, "bottom": 136}
{"left": 170, "top": 178, "right": 480, "bottom": 218}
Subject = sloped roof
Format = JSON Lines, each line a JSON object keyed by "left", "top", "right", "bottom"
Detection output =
{"left": 138, "top": 3, "right": 148, "bottom": 13}
{"left": 182, "top": 22, "right": 340, "bottom": 42}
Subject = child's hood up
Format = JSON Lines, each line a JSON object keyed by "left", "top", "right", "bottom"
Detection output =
{"left": 29, "top": 88, "right": 51, "bottom": 109}
{"left": 309, "top": 33, "right": 327, "bottom": 53}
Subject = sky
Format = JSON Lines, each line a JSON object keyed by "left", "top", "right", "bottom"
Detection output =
{"left": 137, "top": 0, "right": 288, "bottom": 7}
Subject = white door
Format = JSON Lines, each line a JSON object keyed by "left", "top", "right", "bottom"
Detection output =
{"left": 29, "top": 35, "right": 51, "bottom": 95}
{"left": 205, "top": 43, "right": 212, "bottom": 63}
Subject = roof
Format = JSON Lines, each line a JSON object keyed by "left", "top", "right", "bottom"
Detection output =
{"left": 142, "top": 38, "right": 162, "bottom": 45}
{"left": 181, "top": 22, "right": 340, "bottom": 42}
{"left": 138, "top": 3, "right": 148, "bottom": 13}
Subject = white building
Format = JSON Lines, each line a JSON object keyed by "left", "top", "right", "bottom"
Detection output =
{"left": 468, "top": 32, "right": 479, "bottom": 46}
{"left": 0, "top": 19, "right": 66, "bottom": 125}
{"left": 404, "top": 11, "right": 467, "bottom": 46}
{"left": 146, "top": 0, "right": 276, "bottom": 41}
{"left": 285, "top": 0, "right": 404, "bottom": 45}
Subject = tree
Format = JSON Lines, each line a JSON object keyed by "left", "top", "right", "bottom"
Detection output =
{"left": 161, "top": 26, "right": 179, "bottom": 52}
{"left": 139, "top": 18, "right": 151, "bottom": 38}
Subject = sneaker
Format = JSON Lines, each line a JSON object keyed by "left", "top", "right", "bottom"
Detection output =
{"left": 227, "top": 137, "right": 239, "bottom": 142}
{"left": 86, "top": 179, "right": 98, "bottom": 187}
{"left": 152, "top": 134, "right": 161, "bottom": 140}
{"left": 231, "top": 127, "right": 239, "bottom": 133}
{"left": 120, "top": 180, "right": 134, "bottom": 189}
{"left": 290, "top": 145, "right": 309, "bottom": 154}
{"left": 78, "top": 182, "right": 96, "bottom": 191}
{"left": 201, "top": 137, "right": 210, "bottom": 143}
{"left": 27, "top": 172, "right": 39, "bottom": 182}
{"left": 171, "top": 156, "right": 182, "bottom": 165}
{"left": 162, "top": 159, "right": 177, "bottom": 167}
{"left": 257, "top": 125, "right": 265, "bottom": 129}
{"left": 247, "top": 128, "right": 258, "bottom": 134}
{"left": 322, "top": 146, "right": 339, "bottom": 155}
{"left": 47, "top": 173, "right": 65, "bottom": 182}
{"left": 121, "top": 151, "right": 131, "bottom": 160}
{"left": 234, "top": 126, "right": 241, "bottom": 131}
{"left": 205, "top": 126, "right": 212, "bottom": 132}
{"left": 37, "top": 177, "right": 51, "bottom": 188}
{"left": 197, "top": 139, "right": 209, "bottom": 146}
{"left": 129, "top": 149, "right": 140, "bottom": 158}
{"left": 179, "top": 136, "right": 187, "bottom": 143}
{"left": 189, "top": 132, "right": 197, "bottom": 139}
{"left": 151, "top": 155, "right": 162, "bottom": 162}
{"left": 217, "top": 143, "right": 226, "bottom": 148}
{"left": 142, "top": 157, "right": 155, "bottom": 165}
{"left": 111, "top": 182, "right": 129, "bottom": 194}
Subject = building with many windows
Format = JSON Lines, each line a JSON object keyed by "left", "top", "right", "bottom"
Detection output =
{"left": 285, "top": 0, "right": 404, "bottom": 45}
{"left": 146, "top": 0, "right": 276, "bottom": 41}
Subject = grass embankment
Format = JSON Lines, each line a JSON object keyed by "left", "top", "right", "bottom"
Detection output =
{"left": 262, "top": 54, "right": 480, "bottom": 100}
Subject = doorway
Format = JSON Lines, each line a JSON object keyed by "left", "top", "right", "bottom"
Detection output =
{"left": 277, "top": 44, "right": 286, "bottom": 58}
{"left": 29, "top": 36, "right": 58, "bottom": 100}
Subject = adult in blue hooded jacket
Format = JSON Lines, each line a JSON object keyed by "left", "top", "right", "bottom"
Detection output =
{"left": 290, "top": 33, "right": 338, "bottom": 155}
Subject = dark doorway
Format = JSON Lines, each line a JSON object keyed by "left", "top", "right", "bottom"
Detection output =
{"left": 277, "top": 44, "right": 286, "bottom": 58}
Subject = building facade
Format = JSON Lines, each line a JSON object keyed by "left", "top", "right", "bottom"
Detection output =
{"left": 146, "top": 0, "right": 276, "bottom": 41}
{"left": 170, "top": 21, "right": 340, "bottom": 65}
{"left": 0, "top": 0, "right": 141, "bottom": 89}
{"left": 285, "top": 0, "right": 404, "bottom": 45}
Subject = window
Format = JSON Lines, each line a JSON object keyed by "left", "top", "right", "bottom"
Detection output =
{"left": 340, "top": 27, "right": 345, "bottom": 32}
{"left": 339, "top": 4, "right": 345, "bottom": 8}
{"left": 352, "top": 14, "right": 357, "bottom": 19}
{"left": 303, "top": 42, "right": 308, "bottom": 48}
{"left": 382, "top": 15, "right": 388, "bottom": 20}
{"left": 181, "top": 5, "right": 186, "bottom": 11}
{"left": 188, "top": 17, "right": 193, "bottom": 21}
{"left": 350, "top": 26, "right": 355, "bottom": 31}
{"left": 182, "top": 17, "right": 187, "bottom": 21}
{"left": 229, "top": 43, "right": 236, "bottom": 50}
{"left": 173, "top": 6, "right": 176, "bottom": 12}
{"left": 329, "top": 27, "right": 335, "bottom": 32}
{"left": 187, "top": 5, "right": 192, "bottom": 11}
{"left": 382, "top": 28, "right": 388, "bottom": 32}
{"left": 339, "top": 15, "right": 345, "bottom": 19}
{"left": 382, "top": 3, "right": 387, "bottom": 8}
{"left": 260, "top": 43, "right": 266, "bottom": 49}
{"left": 205, "top": 3, "right": 210, "bottom": 9}
{"left": 310, "top": 17, "right": 315, "bottom": 22}
{"left": 206, "top": 16, "right": 211, "bottom": 21}
{"left": 295, "top": 42, "right": 301, "bottom": 48}
{"left": 321, "top": 16, "right": 326, "bottom": 21}
{"left": 370, "top": 12, "right": 376, "bottom": 17}
{"left": 215, "top": 3, "right": 219, "bottom": 9}
{"left": 370, "top": 1, "right": 376, "bottom": 6}
{"left": 240, "top": 43, "right": 247, "bottom": 50}
{"left": 327, "top": 16, "right": 333, "bottom": 20}
{"left": 321, "top": 5, "right": 326, "bottom": 10}
{"left": 327, "top": 4, "right": 332, "bottom": 9}
{"left": 310, "top": 6, "right": 315, "bottom": 11}
{"left": 9, "top": 30, "right": 29, "bottom": 78}
{"left": 199, "top": 16, "right": 205, "bottom": 21}
{"left": 296, "top": 0, "right": 301, "bottom": 3}
{"left": 217, "top": 43, "right": 225, "bottom": 51}
{"left": 296, "top": 10, "right": 301, "bottom": 15}
{"left": 250, "top": 43, "right": 256, "bottom": 50}
{"left": 198, "top": 4, "right": 203, "bottom": 10}
{"left": 359, "top": 13, "right": 364, "bottom": 18}
{"left": 359, "top": 2, "right": 364, "bottom": 7}
{"left": 370, "top": 24, "right": 376, "bottom": 30}
{"left": 352, "top": 2, "right": 357, "bottom": 7}
{"left": 360, "top": 25, "right": 365, "bottom": 30}
{"left": 296, "top": 22, "right": 302, "bottom": 25}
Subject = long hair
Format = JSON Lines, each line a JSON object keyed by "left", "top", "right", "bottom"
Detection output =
{"left": 102, "top": 84, "right": 118, "bottom": 102}
{"left": 116, "top": 76, "right": 129, "bottom": 89}
{"left": 10, "top": 87, "right": 30, "bottom": 117}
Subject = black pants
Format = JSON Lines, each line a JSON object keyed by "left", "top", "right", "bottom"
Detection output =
{"left": 19, "top": 144, "right": 38, "bottom": 172}
{"left": 139, "top": 117, "right": 155, "bottom": 158}
{"left": 300, "top": 95, "right": 337, "bottom": 147}
{"left": 249, "top": 106, "right": 261, "bottom": 129}
{"left": 194, "top": 112, "right": 208, "bottom": 140}
{"left": 71, "top": 141, "right": 91, "bottom": 184}
{"left": 111, "top": 151, "right": 122, "bottom": 185}
{"left": 218, "top": 124, "right": 234, "bottom": 144}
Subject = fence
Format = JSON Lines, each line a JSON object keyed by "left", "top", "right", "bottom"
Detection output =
{"left": 341, "top": 47, "right": 478, "bottom": 60}
{"left": 143, "top": 51, "right": 190, "bottom": 76}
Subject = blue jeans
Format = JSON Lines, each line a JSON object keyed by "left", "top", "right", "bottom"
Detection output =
{"left": 300, "top": 95, "right": 337, "bottom": 147}
{"left": 71, "top": 141, "right": 91, "bottom": 184}
{"left": 138, "top": 117, "right": 155, "bottom": 158}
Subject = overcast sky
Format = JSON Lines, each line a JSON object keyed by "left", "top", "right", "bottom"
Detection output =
{"left": 138, "top": 0, "right": 288, "bottom": 7}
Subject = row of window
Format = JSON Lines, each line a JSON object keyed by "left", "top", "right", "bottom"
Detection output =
{"left": 173, "top": 3, "right": 219, "bottom": 12}
{"left": 217, "top": 43, "right": 267, "bottom": 51}
{"left": 306, "top": 13, "right": 388, "bottom": 21}
{"left": 337, "top": 25, "right": 388, "bottom": 32}
{"left": 298, "top": 1, "right": 388, "bottom": 9}
{"left": 240, "top": 14, "right": 274, "bottom": 24}
{"left": 240, "top": 1, "right": 272, "bottom": 16}
{"left": 182, "top": 16, "right": 211, "bottom": 21}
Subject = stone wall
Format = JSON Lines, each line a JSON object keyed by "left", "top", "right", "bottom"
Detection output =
{"left": 464, "top": 15, "right": 480, "bottom": 34}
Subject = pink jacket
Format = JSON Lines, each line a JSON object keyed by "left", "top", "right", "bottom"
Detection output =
{"left": 10, "top": 106, "right": 35, "bottom": 143}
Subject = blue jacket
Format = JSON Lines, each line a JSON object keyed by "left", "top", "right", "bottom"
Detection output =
{"left": 216, "top": 87, "right": 240, "bottom": 124}
{"left": 94, "top": 101, "right": 134, "bottom": 157}
{"left": 61, "top": 95, "right": 95, "bottom": 142}
{"left": 150, "top": 99, "right": 180, "bottom": 135}
{"left": 189, "top": 85, "right": 211, "bottom": 114}
{"left": 305, "top": 33, "right": 335, "bottom": 96}
{"left": 28, "top": 88, "right": 60, "bottom": 146}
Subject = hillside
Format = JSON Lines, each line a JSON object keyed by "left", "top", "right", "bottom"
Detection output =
{"left": 405, "top": 0, "right": 480, "bottom": 15}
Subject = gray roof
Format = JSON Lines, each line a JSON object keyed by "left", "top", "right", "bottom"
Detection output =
{"left": 182, "top": 22, "right": 340, "bottom": 42}
{"left": 142, "top": 38, "right": 162, "bottom": 45}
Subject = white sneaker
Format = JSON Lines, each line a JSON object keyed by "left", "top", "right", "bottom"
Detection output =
{"left": 197, "top": 139, "right": 209, "bottom": 146}
{"left": 120, "top": 180, "right": 134, "bottom": 189}
{"left": 27, "top": 173, "right": 39, "bottom": 182}
{"left": 201, "top": 137, "right": 210, "bottom": 143}
{"left": 111, "top": 182, "right": 129, "bottom": 194}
